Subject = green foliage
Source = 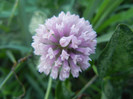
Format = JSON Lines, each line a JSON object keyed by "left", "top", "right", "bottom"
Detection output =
{"left": 98, "top": 7, "right": 133, "bottom": 32}
{"left": 98, "top": 24, "right": 133, "bottom": 99}
{"left": 0, "top": 0, "right": 133, "bottom": 99}
{"left": 93, "top": 0, "right": 123, "bottom": 31}
{"left": 55, "top": 80, "right": 74, "bottom": 99}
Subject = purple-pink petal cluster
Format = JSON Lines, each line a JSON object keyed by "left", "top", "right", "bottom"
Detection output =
{"left": 32, "top": 11, "right": 97, "bottom": 81}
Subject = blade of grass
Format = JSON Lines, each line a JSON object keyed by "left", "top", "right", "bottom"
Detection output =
{"left": 116, "top": 4, "right": 133, "bottom": 11}
{"left": 8, "top": 0, "right": 19, "bottom": 26}
{"left": 97, "top": 7, "right": 133, "bottom": 32}
{"left": 6, "top": 50, "right": 17, "bottom": 64}
{"left": 18, "top": 0, "right": 31, "bottom": 46}
{"left": 92, "top": 0, "right": 111, "bottom": 25}
{"left": 0, "top": 44, "right": 31, "bottom": 53}
{"left": 72, "top": 75, "right": 98, "bottom": 99}
{"left": 83, "top": 0, "right": 94, "bottom": 19}
{"left": 24, "top": 88, "right": 32, "bottom": 99}
{"left": 90, "top": 84, "right": 101, "bottom": 93}
{"left": 28, "top": 61, "right": 47, "bottom": 89}
{"left": 94, "top": 0, "right": 123, "bottom": 31}
{"left": 26, "top": 74, "right": 44, "bottom": 98}
{"left": 92, "top": 65, "right": 98, "bottom": 75}
{"left": 0, "top": 63, "right": 21, "bottom": 90}
{"left": 83, "top": 0, "right": 102, "bottom": 21}
{"left": 0, "top": 55, "right": 31, "bottom": 90}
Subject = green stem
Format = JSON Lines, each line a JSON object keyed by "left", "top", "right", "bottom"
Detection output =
{"left": 8, "top": 0, "right": 19, "bottom": 26}
{"left": 0, "top": 71, "right": 12, "bottom": 89}
{"left": 72, "top": 75, "right": 98, "bottom": 99}
{"left": 0, "top": 64, "right": 21, "bottom": 89}
{"left": 44, "top": 77, "right": 52, "bottom": 99}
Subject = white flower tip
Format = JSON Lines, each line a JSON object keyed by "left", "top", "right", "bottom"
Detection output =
{"left": 60, "top": 50, "right": 69, "bottom": 61}
{"left": 46, "top": 48, "right": 55, "bottom": 59}
{"left": 59, "top": 36, "right": 72, "bottom": 47}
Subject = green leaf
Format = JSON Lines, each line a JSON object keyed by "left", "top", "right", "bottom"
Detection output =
{"left": 101, "top": 80, "right": 122, "bottom": 99}
{"left": 55, "top": 81, "right": 64, "bottom": 99}
{"left": 92, "top": 65, "right": 98, "bottom": 75}
{"left": 55, "top": 80, "right": 74, "bottom": 99}
{"left": 98, "top": 24, "right": 133, "bottom": 99}
{"left": 97, "top": 32, "right": 113, "bottom": 44}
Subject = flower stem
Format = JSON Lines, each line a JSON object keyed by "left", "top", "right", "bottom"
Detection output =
{"left": 44, "top": 77, "right": 52, "bottom": 99}
{"left": 72, "top": 75, "right": 98, "bottom": 99}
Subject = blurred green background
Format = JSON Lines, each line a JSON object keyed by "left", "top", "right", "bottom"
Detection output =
{"left": 0, "top": 0, "right": 133, "bottom": 99}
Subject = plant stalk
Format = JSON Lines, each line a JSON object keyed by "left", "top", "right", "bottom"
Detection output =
{"left": 72, "top": 75, "right": 98, "bottom": 99}
{"left": 44, "top": 77, "right": 52, "bottom": 99}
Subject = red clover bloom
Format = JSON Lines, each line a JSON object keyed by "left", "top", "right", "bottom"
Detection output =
{"left": 32, "top": 11, "right": 97, "bottom": 81}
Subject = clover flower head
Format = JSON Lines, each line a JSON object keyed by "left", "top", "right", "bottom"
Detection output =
{"left": 32, "top": 11, "right": 97, "bottom": 81}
